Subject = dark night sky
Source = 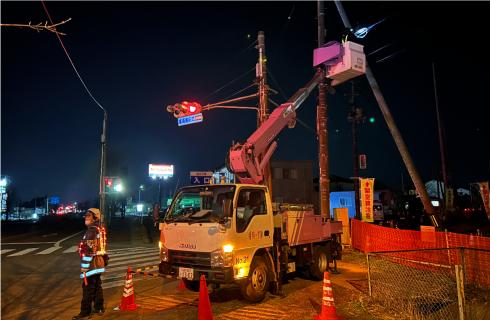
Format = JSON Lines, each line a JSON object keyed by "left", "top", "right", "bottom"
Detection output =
{"left": 1, "top": 1, "right": 489, "bottom": 204}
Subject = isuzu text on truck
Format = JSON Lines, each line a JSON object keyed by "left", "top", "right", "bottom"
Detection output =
{"left": 159, "top": 41, "right": 366, "bottom": 302}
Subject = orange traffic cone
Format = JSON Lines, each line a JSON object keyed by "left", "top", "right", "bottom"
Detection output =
{"left": 117, "top": 267, "right": 138, "bottom": 311}
{"left": 314, "top": 271, "right": 341, "bottom": 320}
{"left": 178, "top": 278, "right": 186, "bottom": 290}
{"left": 197, "top": 275, "right": 213, "bottom": 320}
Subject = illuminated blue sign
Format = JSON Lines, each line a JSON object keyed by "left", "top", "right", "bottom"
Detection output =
{"left": 49, "top": 197, "right": 60, "bottom": 205}
{"left": 178, "top": 113, "right": 203, "bottom": 126}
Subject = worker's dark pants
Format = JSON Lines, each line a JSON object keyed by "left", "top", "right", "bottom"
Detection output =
{"left": 80, "top": 274, "right": 104, "bottom": 314}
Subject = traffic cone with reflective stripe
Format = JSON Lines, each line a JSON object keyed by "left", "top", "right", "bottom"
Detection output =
{"left": 198, "top": 275, "right": 213, "bottom": 320}
{"left": 314, "top": 271, "right": 341, "bottom": 320}
{"left": 117, "top": 267, "right": 138, "bottom": 311}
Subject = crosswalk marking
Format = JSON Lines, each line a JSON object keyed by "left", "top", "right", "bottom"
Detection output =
{"left": 109, "top": 256, "right": 160, "bottom": 267}
{"left": 98, "top": 247, "right": 162, "bottom": 289}
{"left": 217, "top": 305, "right": 287, "bottom": 320}
{"left": 63, "top": 245, "right": 79, "bottom": 253}
{"left": 109, "top": 249, "right": 158, "bottom": 262}
{"left": 105, "top": 260, "right": 161, "bottom": 273}
{"left": 36, "top": 246, "right": 62, "bottom": 255}
{"left": 0, "top": 245, "right": 158, "bottom": 257}
{"left": 136, "top": 295, "right": 196, "bottom": 311}
{"left": 7, "top": 248, "right": 38, "bottom": 257}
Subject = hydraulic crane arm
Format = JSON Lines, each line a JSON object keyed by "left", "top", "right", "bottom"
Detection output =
{"left": 228, "top": 71, "right": 323, "bottom": 184}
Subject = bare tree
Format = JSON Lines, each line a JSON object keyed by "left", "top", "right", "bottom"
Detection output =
{"left": 1, "top": 18, "right": 71, "bottom": 36}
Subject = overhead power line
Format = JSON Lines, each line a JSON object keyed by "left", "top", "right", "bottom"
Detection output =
{"left": 41, "top": 0, "right": 106, "bottom": 113}
{"left": 202, "top": 66, "right": 255, "bottom": 103}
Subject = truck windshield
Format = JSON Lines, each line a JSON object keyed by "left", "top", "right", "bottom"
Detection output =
{"left": 165, "top": 185, "right": 235, "bottom": 223}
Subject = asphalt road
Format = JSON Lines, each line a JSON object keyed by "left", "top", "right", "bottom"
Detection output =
{"left": 1, "top": 216, "right": 367, "bottom": 320}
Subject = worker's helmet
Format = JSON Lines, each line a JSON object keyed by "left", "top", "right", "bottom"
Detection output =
{"left": 86, "top": 208, "right": 101, "bottom": 221}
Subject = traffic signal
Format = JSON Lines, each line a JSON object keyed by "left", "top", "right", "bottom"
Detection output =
{"left": 104, "top": 177, "right": 114, "bottom": 193}
{"left": 369, "top": 117, "right": 375, "bottom": 124}
{"left": 167, "top": 101, "right": 202, "bottom": 118}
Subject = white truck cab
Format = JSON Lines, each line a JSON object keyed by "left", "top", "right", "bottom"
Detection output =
{"left": 159, "top": 183, "right": 342, "bottom": 302}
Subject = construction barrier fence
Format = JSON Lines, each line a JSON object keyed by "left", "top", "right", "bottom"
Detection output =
{"left": 367, "top": 248, "right": 490, "bottom": 320}
{"left": 351, "top": 219, "right": 490, "bottom": 288}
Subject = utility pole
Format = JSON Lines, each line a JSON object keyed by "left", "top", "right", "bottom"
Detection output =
{"left": 257, "top": 31, "right": 273, "bottom": 193}
{"left": 99, "top": 111, "right": 108, "bottom": 225}
{"left": 317, "top": 0, "right": 330, "bottom": 220}
{"left": 432, "top": 63, "right": 448, "bottom": 212}
{"left": 334, "top": 1, "right": 439, "bottom": 227}
{"left": 347, "top": 81, "right": 363, "bottom": 219}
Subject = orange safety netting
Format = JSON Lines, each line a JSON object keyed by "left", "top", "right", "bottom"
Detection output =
{"left": 351, "top": 219, "right": 490, "bottom": 287}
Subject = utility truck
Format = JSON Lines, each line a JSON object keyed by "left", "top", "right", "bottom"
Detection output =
{"left": 159, "top": 41, "right": 365, "bottom": 301}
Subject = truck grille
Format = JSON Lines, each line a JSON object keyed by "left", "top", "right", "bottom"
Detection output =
{"left": 169, "top": 250, "right": 211, "bottom": 268}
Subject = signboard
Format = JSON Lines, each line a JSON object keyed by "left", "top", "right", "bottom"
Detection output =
{"left": 49, "top": 196, "right": 60, "bottom": 205}
{"left": 360, "top": 178, "right": 375, "bottom": 222}
{"left": 359, "top": 154, "right": 367, "bottom": 169}
{"left": 478, "top": 181, "right": 490, "bottom": 218}
{"left": 149, "top": 164, "right": 174, "bottom": 179}
{"left": 178, "top": 113, "right": 203, "bottom": 126}
{"left": 1, "top": 191, "right": 7, "bottom": 213}
{"left": 190, "top": 171, "right": 213, "bottom": 185}
{"left": 420, "top": 225, "right": 436, "bottom": 243}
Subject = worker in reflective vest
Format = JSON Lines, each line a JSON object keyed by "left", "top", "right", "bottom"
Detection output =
{"left": 72, "top": 208, "right": 107, "bottom": 319}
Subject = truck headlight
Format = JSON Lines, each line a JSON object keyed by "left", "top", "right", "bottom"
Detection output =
{"left": 211, "top": 246, "right": 233, "bottom": 268}
{"left": 159, "top": 241, "right": 169, "bottom": 262}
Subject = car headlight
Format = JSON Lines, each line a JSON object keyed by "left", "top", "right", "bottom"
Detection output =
{"left": 159, "top": 241, "right": 169, "bottom": 262}
{"left": 211, "top": 245, "right": 233, "bottom": 268}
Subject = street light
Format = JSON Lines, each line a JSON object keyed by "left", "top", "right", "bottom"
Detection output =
{"left": 138, "top": 185, "right": 144, "bottom": 202}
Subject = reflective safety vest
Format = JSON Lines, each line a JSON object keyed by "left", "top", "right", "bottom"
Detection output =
{"left": 79, "top": 224, "right": 107, "bottom": 278}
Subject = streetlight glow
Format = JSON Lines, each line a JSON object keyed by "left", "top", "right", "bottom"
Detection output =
{"left": 114, "top": 183, "right": 123, "bottom": 192}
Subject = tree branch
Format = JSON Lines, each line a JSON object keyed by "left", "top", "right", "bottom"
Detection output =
{"left": 0, "top": 18, "right": 71, "bottom": 36}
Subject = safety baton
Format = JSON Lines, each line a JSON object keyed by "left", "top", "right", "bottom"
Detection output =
{"left": 83, "top": 272, "right": 88, "bottom": 286}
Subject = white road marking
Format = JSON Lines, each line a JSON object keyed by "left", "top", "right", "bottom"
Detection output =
{"left": 102, "top": 276, "right": 148, "bottom": 289}
{"left": 36, "top": 246, "right": 62, "bottom": 255}
{"left": 55, "top": 231, "right": 83, "bottom": 247}
{"left": 1, "top": 249, "right": 15, "bottom": 255}
{"left": 107, "top": 248, "right": 157, "bottom": 257}
{"left": 7, "top": 248, "right": 38, "bottom": 257}
{"left": 108, "top": 255, "right": 160, "bottom": 267}
{"left": 109, "top": 251, "right": 159, "bottom": 262}
{"left": 1, "top": 242, "right": 56, "bottom": 245}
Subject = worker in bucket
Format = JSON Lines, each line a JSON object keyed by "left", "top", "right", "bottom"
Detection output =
{"left": 73, "top": 208, "right": 108, "bottom": 319}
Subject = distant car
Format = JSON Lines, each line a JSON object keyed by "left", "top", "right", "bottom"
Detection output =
{"left": 373, "top": 201, "right": 384, "bottom": 222}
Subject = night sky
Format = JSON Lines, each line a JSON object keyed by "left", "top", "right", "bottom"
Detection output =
{"left": 2, "top": 1, "right": 489, "bottom": 204}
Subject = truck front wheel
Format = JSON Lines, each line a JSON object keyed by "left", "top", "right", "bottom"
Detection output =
{"left": 240, "top": 256, "right": 269, "bottom": 302}
{"left": 310, "top": 245, "right": 328, "bottom": 280}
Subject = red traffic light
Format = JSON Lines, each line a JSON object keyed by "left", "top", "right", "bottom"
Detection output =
{"left": 171, "top": 101, "right": 202, "bottom": 118}
{"left": 104, "top": 177, "right": 113, "bottom": 187}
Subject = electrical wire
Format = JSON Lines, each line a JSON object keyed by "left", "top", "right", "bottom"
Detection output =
{"left": 269, "top": 97, "right": 317, "bottom": 137}
{"left": 41, "top": 0, "right": 106, "bottom": 113}
{"left": 221, "top": 82, "right": 257, "bottom": 101}
{"left": 202, "top": 66, "right": 256, "bottom": 103}
{"left": 267, "top": 68, "right": 288, "bottom": 101}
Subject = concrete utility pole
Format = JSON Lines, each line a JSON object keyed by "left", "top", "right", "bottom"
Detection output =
{"left": 257, "top": 31, "right": 273, "bottom": 193}
{"left": 99, "top": 111, "right": 108, "bottom": 225}
{"left": 317, "top": 0, "right": 330, "bottom": 219}
{"left": 347, "top": 81, "right": 362, "bottom": 219}
{"left": 432, "top": 63, "right": 448, "bottom": 211}
{"left": 334, "top": 1, "right": 439, "bottom": 227}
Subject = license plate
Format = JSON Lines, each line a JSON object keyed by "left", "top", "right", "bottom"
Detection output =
{"left": 178, "top": 267, "right": 194, "bottom": 280}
